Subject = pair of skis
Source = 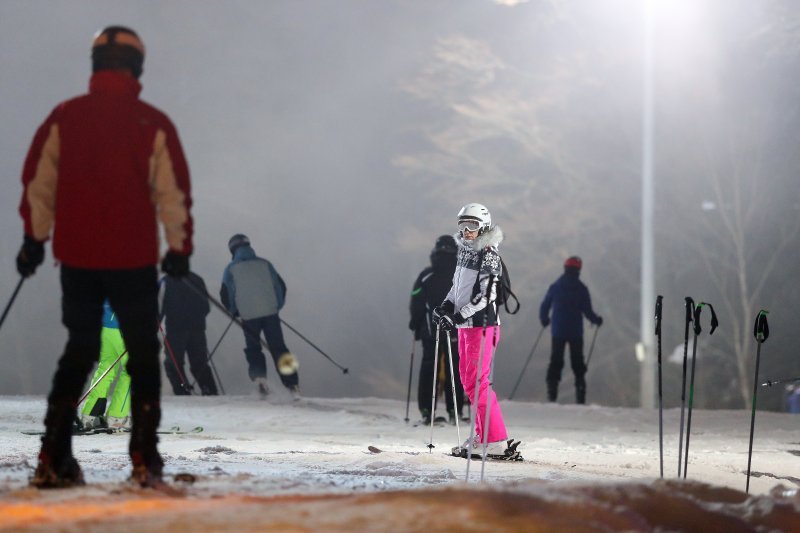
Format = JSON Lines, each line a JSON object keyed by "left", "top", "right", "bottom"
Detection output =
{"left": 22, "top": 425, "right": 204, "bottom": 436}
{"left": 451, "top": 439, "right": 523, "bottom": 462}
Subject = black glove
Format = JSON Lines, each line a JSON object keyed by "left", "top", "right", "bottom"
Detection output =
{"left": 16, "top": 235, "right": 45, "bottom": 278}
{"left": 432, "top": 301, "right": 454, "bottom": 322}
{"left": 161, "top": 251, "right": 190, "bottom": 277}
{"left": 438, "top": 313, "right": 456, "bottom": 332}
{"left": 437, "top": 312, "right": 465, "bottom": 332}
{"left": 540, "top": 316, "right": 550, "bottom": 328}
{"left": 595, "top": 316, "right": 603, "bottom": 327}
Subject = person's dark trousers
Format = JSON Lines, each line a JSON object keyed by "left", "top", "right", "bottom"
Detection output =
{"left": 164, "top": 329, "right": 218, "bottom": 395}
{"left": 417, "top": 336, "right": 463, "bottom": 419}
{"left": 545, "top": 336, "right": 586, "bottom": 403}
{"left": 242, "top": 314, "right": 298, "bottom": 389}
{"left": 40, "top": 266, "right": 162, "bottom": 474}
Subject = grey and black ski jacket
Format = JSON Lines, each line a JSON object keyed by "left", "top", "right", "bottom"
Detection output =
{"left": 221, "top": 245, "right": 286, "bottom": 320}
{"left": 443, "top": 226, "right": 503, "bottom": 329}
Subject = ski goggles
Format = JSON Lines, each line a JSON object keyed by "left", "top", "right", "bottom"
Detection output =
{"left": 458, "top": 219, "right": 482, "bottom": 233}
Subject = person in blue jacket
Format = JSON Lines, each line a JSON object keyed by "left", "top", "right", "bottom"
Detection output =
{"left": 539, "top": 256, "right": 602, "bottom": 404}
{"left": 221, "top": 234, "right": 299, "bottom": 398}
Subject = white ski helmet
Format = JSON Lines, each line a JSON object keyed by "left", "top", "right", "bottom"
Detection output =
{"left": 457, "top": 203, "right": 491, "bottom": 233}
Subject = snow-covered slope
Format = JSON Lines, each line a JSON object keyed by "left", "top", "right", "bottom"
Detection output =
{"left": 0, "top": 395, "right": 797, "bottom": 530}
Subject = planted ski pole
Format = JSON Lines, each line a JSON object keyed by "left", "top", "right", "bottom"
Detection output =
{"left": 746, "top": 310, "right": 770, "bottom": 494}
{"left": 509, "top": 326, "right": 545, "bottom": 400}
{"left": 480, "top": 327, "right": 500, "bottom": 482}
{"left": 465, "top": 275, "right": 496, "bottom": 482}
{"left": 0, "top": 277, "right": 25, "bottom": 333}
{"left": 584, "top": 323, "right": 601, "bottom": 368}
{"left": 78, "top": 350, "right": 127, "bottom": 405}
{"left": 682, "top": 302, "right": 718, "bottom": 478}
{"left": 427, "top": 327, "right": 442, "bottom": 452}
{"left": 655, "top": 295, "right": 664, "bottom": 478}
{"left": 206, "top": 318, "right": 234, "bottom": 366}
{"left": 445, "top": 331, "right": 462, "bottom": 447}
{"left": 678, "top": 297, "right": 695, "bottom": 477}
{"left": 158, "top": 321, "right": 194, "bottom": 394}
{"left": 280, "top": 318, "right": 349, "bottom": 374}
{"left": 181, "top": 276, "right": 349, "bottom": 374}
{"left": 405, "top": 337, "right": 416, "bottom": 423}
{"left": 204, "top": 318, "right": 234, "bottom": 395}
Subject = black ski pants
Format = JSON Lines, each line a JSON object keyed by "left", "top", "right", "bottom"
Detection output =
{"left": 546, "top": 336, "right": 586, "bottom": 401}
{"left": 417, "top": 333, "right": 464, "bottom": 418}
{"left": 242, "top": 314, "right": 298, "bottom": 389}
{"left": 42, "top": 265, "right": 161, "bottom": 464}
{"left": 164, "top": 328, "right": 218, "bottom": 395}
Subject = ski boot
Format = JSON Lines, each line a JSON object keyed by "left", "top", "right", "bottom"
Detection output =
{"left": 107, "top": 416, "right": 131, "bottom": 431}
{"left": 547, "top": 381, "right": 559, "bottom": 402}
{"left": 30, "top": 451, "right": 85, "bottom": 488}
{"left": 255, "top": 377, "right": 269, "bottom": 398}
{"left": 289, "top": 385, "right": 301, "bottom": 402}
{"left": 129, "top": 401, "right": 165, "bottom": 488}
{"left": 576, "top": 383, "right": 586, "bottom": 405}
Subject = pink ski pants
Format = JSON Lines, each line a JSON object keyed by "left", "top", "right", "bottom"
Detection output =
{"left": 458, "top": 326, "right": 507, "bottom": 443}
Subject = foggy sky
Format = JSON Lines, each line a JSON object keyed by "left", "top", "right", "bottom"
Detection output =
{"left": 1, "top": 1, "right": 798, "bottom": 409}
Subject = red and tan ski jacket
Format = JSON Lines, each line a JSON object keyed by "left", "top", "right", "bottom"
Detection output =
{"left": 19, "top": 71, "right": 193, "bottom": 269}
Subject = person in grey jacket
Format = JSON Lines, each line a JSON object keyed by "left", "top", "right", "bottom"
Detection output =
{"left": 221, "top": 234, "right": 299, "bottom": 397}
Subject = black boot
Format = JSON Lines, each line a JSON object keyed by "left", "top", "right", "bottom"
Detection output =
{"left": 547, "top": 382, "right": 558, "bottom": 402}
{"left": 129, "top": 401, "right": 164, "bottom": 488}
{"left": 30, "top": 401, "right": 85, "bottom": 489}
{"left": 576, "top": 383, "right": 586, "bottom": 405}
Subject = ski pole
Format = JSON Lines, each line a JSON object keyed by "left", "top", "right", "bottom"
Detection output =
{"left": 584, "top": 323, "right": 601, "bottom": 368}
{"left": 682, "top": 302, "right": 718, "bottom": 478}
{"left": 181, "top": 276, "right": 349, "bottom": 374}
{"left": 465, "top": 275, "right": 496, "bottom": 482}
{"left": 508, "top": 326, "right": 545, "bottom": 400}
{"left": 445, "top": 330, "right": 461, "bottom": 448}
{"left": 158, "top": 321, "right": 194, "bottom": 394}
{"left": 279, "top": 318, "right": 349, "bottom": 374}
{"left": 0, "top": 277, "right": 24, "bottom": 333}
{"left": 206, "top": 318, "right": 234, "bottom": 367}
{"left": 655, "top": 295, "right": 664, "bottom": 479}
{"left": 677, "top": 296, "right": 695, "bottom": 478}
{"left": 404, "top": 337, "right": 416, "bottom": 423}
{"left": 480, "top": 327, "right": 500, "bottom": 482}
{"left": 761, "top": 377, "right": 800, "bottom": 387}
{"left": 746, "top": 310, "right": 769, "bottom": 494}
{"left": 427, "top": 327, "right": 442, "bottom": 452}
{"left": 78, "top": 349, "right": 127, "bottom": 405}
{"left": 204, "top": 318, "right": 234, "bottom": 395}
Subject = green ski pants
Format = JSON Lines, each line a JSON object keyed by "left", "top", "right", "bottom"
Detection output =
{"left": 81, "top": 327, "right": 131, "bottom": 419}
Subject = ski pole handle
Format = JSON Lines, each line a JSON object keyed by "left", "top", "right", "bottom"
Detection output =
{"left": 654, "top": 295, "right": 663, "bottom": 336}
{"left": 684, "top": 297, "right": 695, "bottom": 327}
{"left": 753, "top": 310, "right": 769, "bottom": 342}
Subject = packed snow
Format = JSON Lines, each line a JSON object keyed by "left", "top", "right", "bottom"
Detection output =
{"left": 0, "top": 393, "right": 798, "bottom": 530}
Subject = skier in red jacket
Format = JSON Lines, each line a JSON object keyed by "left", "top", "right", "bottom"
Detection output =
{"left": 17, "top": 26, "right": 194, "bottom": 488}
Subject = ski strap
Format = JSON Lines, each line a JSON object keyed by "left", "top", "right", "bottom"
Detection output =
{"left": 693, "top": 302, "right": 718, "bottom": 336}
{"left": 753, "top": 310, "right": 769, "bottom": 342}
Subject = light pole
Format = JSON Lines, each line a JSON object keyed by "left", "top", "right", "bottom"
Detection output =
{"left": 639, "top": 0, "right": 656, "bottom": 409}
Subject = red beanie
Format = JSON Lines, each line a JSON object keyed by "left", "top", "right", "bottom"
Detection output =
{"left": 564, "top": 256, "right": 582, "bottom": 269}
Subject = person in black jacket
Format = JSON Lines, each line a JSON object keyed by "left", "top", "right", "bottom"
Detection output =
{"left": 161, "top": 272, "right": 218, "bottom": 396}
{"left": 409, "top": 235, "right": 464, "bottom": 424}
{"left": 539, "top": 256, "right": 602, "bottom": 404}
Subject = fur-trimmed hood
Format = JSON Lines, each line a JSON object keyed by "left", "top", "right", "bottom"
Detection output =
{"left": 454, "top": 225, "right": 504, "bottom": 251}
